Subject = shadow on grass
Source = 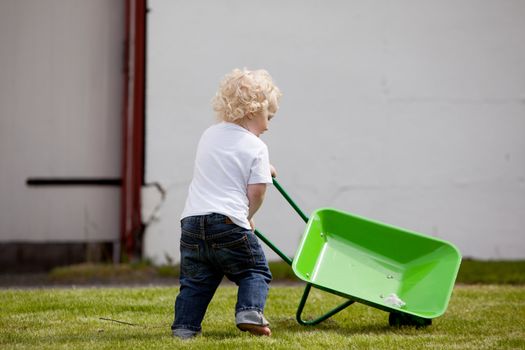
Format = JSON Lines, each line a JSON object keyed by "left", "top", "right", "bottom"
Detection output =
{"left": 198, "top": 318, "right": 399, "bottom": 340}
{"left": 269, "top": 316, "right": 427, "bottom": 337}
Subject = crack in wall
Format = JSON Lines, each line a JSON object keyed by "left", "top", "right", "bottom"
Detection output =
{"left": 141, "top": 182, "right": 167, "bottom": 226}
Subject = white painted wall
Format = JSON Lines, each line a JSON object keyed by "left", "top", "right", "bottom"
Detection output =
{"left": 145, "top": 0, "right": 525, "bottom": 263}
{"left": 0, "top": 0, "right": 123, "bottom": 242}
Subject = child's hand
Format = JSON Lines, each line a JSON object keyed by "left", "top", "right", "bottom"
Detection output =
{"left": 249, "top": 218, "right": 255, "bottom": 231}
{"left": 270, "top": 164, "right": 277, "bottom": 178}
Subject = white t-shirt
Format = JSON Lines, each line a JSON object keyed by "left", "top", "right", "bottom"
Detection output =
{"left": 181, "top": 122, "right": 273, "bottom": 229}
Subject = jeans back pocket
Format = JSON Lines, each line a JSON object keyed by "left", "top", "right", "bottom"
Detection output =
{"left": 211, "top": 232, "right": 255, "bottom": 275}
{"left": 180, "top": 238, "right": 201, "bottom": 278}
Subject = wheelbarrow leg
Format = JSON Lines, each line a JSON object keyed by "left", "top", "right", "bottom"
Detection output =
{"left": 296, "top": 283, "right": 355, "bottom": 326}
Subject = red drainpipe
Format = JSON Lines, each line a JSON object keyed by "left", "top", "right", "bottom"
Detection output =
{"left": 121, "top": 0, "right": 146, "bottom": 261}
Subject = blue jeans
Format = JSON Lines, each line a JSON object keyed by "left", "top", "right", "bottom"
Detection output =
{"left": 172, "top": 213, "right": 272, "bottom": 337}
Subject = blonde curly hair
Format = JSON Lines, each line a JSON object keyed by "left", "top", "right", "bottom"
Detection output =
{"left": 212, "top": 68, "right": 282, "bottom": 122}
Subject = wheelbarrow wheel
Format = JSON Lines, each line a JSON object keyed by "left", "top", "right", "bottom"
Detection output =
{"left": 389, "top": 312, "right": 432, "bottom": 328}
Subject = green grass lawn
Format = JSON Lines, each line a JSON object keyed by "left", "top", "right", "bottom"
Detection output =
{"left": 1, "top": 285, "right": 524, "bottom": 349}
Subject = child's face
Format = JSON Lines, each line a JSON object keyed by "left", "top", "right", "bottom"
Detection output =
{"left": 250, "top": 108, "right": 275, "bottom": 136}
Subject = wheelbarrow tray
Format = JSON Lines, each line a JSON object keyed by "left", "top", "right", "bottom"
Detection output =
{"left": 292, "top": 208, "right": 462, "bottom": 319}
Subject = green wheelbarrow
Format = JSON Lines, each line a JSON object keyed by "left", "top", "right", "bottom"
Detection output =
{"left": 255, "top": 179, "right": 462, "bottom": 327}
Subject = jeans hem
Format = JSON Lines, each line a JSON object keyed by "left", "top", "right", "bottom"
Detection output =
{"left": 235, "top": 309, "right": 270, "bottom": 327}
{"left": 172, "top": 328, "right": 201, "bottom": 340}
{"left": 171, "top": 324, "right": 202, "bottom": 332}
{"left": 236, "top": 306, "right": 263, "bottom": 313}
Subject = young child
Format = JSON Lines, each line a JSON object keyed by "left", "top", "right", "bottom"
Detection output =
{"left": 172, "top": 68, "right": 282, "bottom": 339}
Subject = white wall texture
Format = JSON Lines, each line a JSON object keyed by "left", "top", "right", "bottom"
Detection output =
{"left": 0, "top": 0, "right": 123, "bottom": 242}
{"left": 145, "top": 0, "right": 525, "bottom": 263}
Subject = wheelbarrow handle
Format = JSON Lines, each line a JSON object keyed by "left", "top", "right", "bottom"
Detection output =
{"left": 272, "top": 178, "right": 310, "bottom": 223}
{"left": 254, "top": 228, "right": 293, "bottom": 266}
{"left": 253, "top": 178, "right": 309, "bottom": 266}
